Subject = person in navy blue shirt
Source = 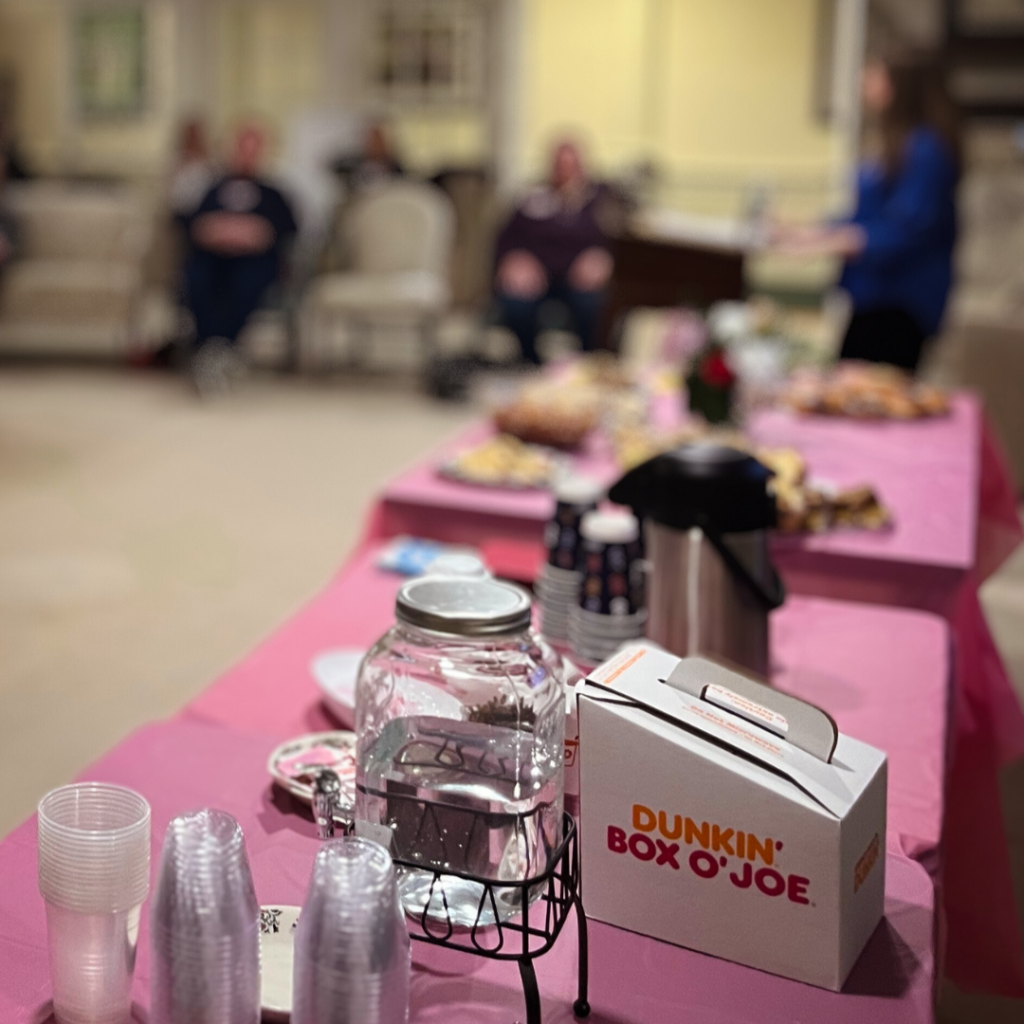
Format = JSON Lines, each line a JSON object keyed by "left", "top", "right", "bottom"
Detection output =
{"left": 776, "top": 56, "right": 960, "bottom": 372}
{"left": 183, "top": 125, "right": 296, "bottom": 394}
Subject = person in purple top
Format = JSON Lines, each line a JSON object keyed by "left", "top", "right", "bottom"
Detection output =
{"left": 494, "top": 140, "right": 614, "bottom": 364}
{"left": 774, "top": 54, "right": 960, "bottom": 372}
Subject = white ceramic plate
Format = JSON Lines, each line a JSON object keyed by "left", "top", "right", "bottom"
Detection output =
{"left": 259, "top": 905, "right": 301, "bottom": 1021}
{"left": 310, "top": 649, "right": 366, "bottom": 728}
{"left": 267, "top": 731, "right": 357, "bottom": 816}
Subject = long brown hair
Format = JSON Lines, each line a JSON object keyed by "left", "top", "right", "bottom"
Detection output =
{"left": 879, "top": 56, "right": 962, "bottom": 179}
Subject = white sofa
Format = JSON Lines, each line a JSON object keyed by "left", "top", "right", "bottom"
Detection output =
{"left": 0, "top": 182, "right": 152, "bottom": 355}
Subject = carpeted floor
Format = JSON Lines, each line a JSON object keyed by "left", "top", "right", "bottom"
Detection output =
{"left": 0, "top": 363, "right": 473, "bottom": 834}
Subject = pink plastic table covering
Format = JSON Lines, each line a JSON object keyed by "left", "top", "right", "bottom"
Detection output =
{"left": 0, "top": 718, "right": 937, "bottom": 1024}
{"left": 186, "top": 544, "right": 951, "bottom": 873}
{"left": 372, "top": 393, "right": 1024, "bottom": 996}
{"left": 374, "top": 395, "right": 982, "bottom": 575}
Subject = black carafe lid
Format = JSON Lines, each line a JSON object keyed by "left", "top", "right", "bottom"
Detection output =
{"left": 608, "top": 443, "right": 777, "bottom": 533}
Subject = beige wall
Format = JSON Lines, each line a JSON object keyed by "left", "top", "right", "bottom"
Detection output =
{"left": 0, "top": 0, "right": 854, "bottom": 207}
{"left": 0, "top": 0, "right": 64, "bottom": 174}
{"left": 0, "top": 0, "right": 177, "bottom": 178}
{"left": 520, "top": 0, "right": 849, "bottom": 215}
{"left": 216, "top": 0, "right": 326, "bottom": 141}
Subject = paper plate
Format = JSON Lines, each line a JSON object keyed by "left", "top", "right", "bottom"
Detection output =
{"left": 310, "top": 649, "right": 366, "bottom": 728}
{"left": 259, "top": 905, "right": 301, "bottom": 1021}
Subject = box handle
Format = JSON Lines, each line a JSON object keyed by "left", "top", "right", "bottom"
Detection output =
{"left": 664, "top": 657, "right": 838, "bottom": 763}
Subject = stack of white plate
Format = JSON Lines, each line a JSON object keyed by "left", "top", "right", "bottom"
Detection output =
{"left": 568, "top": 605, "right": 648, "bottom": 666}
{"left": 535, "top": 564, "right": 583, "bottom": 642}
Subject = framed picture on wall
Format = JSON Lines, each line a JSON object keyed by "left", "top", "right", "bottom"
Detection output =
{"left": 369, "top": 0, "right": 487, "bottom": 106}
{"left": 75, "top": 6, "right": 147, "bottom": 119}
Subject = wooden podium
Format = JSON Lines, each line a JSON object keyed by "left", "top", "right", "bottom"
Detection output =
{"left": 599, "top": 213, "right": 750, "bottom": 351}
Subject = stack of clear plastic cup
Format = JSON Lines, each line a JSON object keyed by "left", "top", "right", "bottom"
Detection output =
{"left": 293, "top": 837, "right": 410, "bottom": 1024}
{"left": 37, "top": 783, "right": 152, "bottom": 1024}
{"left": 150, "top": 809, "right": 260, "bottom": 1024}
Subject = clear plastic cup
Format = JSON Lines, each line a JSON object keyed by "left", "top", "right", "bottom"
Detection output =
{"left": 292, "top": 837, "right": 410, "bottom": 1024}
{"left": 37, "top": 784, "right": 151, "bottom": 1024}
{"left": 150, "top": 809, "right": 260, "bottom": 1024}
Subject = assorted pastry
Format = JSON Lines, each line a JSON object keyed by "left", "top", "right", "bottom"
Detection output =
{"left": 493, "top": 387, "right": 600, "bottom": 449}
{"left": 610, "top": 428, "right": 892, "bottom": 534}
{"left": 784, "top": 362, "right": 949, "bottom": 420}
{"left": 756, "top": 446, "right": 893, "bottom": 534}
{"left": 441, "top": 434, "right": 559, "bottom": 489}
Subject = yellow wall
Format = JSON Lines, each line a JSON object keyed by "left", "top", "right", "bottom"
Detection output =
{"left": 217, "top": 1, "right": 326, "bottom": 143}
{"left": 522, "top": 0, "right": 839, "bottom": 212}
{"left": 0, "top": 0, "right": 842, "bottom": 202}
{"left": 74, "top": 2, "right": 178, "bottom": 176}
{"left": 391, "top": 111, "right": 489, "bottom": 174}
{"left": 523, "top": 0, "right": 649, "bottom": 169}
{"left": 0, "top": 0, "right": 178, "bottom": 177}
{"left": 0, "top": 0, "right": 64, "bottom": 174}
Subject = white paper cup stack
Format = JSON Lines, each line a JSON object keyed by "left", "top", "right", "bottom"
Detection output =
{"left": 292, "top": 837, "right": 411, "bottom": 1024}
{"left": 150, "top": 809, "right": 261, "bottom": 1024}
{"left": 536, "top": 564, "right": 583, "bottom": 641}
{"left": 37, "top": 783, "right": 151, "bottom": 1024}
{"left": 568, "top": 604, "right": 649, "bottom": 665}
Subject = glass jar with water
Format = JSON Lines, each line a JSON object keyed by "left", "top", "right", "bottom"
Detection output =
{"left": 354, "top": 575, "right": 569, "bottom": 928}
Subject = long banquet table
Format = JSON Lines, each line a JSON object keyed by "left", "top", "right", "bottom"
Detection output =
{"left": 372, "top": 390, "right": 1024, "bottom": 997}
{"left": 0, "top": 383, "right": 1020, "bottom": 1020}
{"left": 0, "top": 543, "right": 950, "bottom": 1023}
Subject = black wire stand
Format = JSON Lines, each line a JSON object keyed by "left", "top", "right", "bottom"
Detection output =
{"left": 391, "top": 812, "right": 590, "bottom": 1024}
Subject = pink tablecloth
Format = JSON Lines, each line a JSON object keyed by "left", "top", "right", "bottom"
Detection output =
{"left": 372, "top": 395, "right": 1024, "bottom": 996}
{"left": 0, "top": 718, "right": 938, "bottom": 1024}
{"left": 187, "top": 545, "right": 952, "bottom": 874}
{"left": 375, "top": 396, "right": 982, "bottom": 585}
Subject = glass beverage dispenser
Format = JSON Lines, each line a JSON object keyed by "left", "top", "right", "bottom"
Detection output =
{"left": 354, "top": 576, "right": 569, "bottom": 927}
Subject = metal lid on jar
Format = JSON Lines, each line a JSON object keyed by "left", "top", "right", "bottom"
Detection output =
{"left": 395, "top": 576, "right": 533, "bottom": 637}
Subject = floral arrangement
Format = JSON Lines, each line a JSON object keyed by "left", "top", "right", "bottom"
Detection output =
{"left": 685, "top": 342, "right": 737, "bottom": 424}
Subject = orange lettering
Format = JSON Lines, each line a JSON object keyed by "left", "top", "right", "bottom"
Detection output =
{"left": 684, "top": 818, "right": 710, "bottom": 849}
{"left": 854, "top": 834, "right": 880, "bottom": 893}
{"left": 746, "top": 834, "right": 774, "bottom": 866}
{"left": 711, "top": 825, "right": 735, "bottom": 856}
{"left": 658, "top": 811, "right": 682, "bottom": 840}
{"left": 633, "top": 805, "right": 656, "bottom": 832}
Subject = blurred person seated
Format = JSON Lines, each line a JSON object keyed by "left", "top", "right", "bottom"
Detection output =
{"left": 170, "top": 119, "right": 216, "bottom": 222}
{"left": 494, "top": 140, "right": 614, "bottom": 364}
{"left": 0, "top": 116, "right": 30, "bottom": 181}
{"left": 0, "top": 153, "right": 18, "bottom": 276}
{"left": 332, "top": 120, "right": 405, "bottom": 194}
{"left": 183, "top": 125, "right": 296, "bottom": 394}
{"left": 772, "top": 54, "right": 959, "bottom": 373}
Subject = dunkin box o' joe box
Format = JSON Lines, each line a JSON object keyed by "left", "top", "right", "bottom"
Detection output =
{"left": 576, "top": 644, "right": 887, "bottom": 991}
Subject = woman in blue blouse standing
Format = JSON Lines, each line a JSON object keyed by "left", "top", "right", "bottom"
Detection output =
{"left": 778, "top": 55, "right": 961, "bottom": 372}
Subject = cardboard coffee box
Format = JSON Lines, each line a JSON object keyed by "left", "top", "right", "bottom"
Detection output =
{"left": 577, "top": 644, "right": 887, "bottom": 991}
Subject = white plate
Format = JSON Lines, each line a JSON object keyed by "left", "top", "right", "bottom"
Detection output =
{"left": 267, "top": 731, "right": 357, "bottom": 816}
{"left": 260, "top": 905, "right": 301, "bottom": 1021}
{"left": 310, "top": 649, "right": 366, "bottom": 728}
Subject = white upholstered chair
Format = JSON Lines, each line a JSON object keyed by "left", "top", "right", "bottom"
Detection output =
{"left": 303, "top": 180, "right": 455, "bottom": 369}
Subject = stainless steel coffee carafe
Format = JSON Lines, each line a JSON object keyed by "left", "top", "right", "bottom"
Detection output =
{"left": 609, "top": 444, "right": 784, "bottom": 677}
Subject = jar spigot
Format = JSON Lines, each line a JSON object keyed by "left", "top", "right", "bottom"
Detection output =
{"left": 312, "top": 769, "right": 342, "bottom": 840}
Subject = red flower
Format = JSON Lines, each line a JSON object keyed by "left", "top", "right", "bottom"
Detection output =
{"left": 697, "top": 349, "right": 736, "bottom": 389}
